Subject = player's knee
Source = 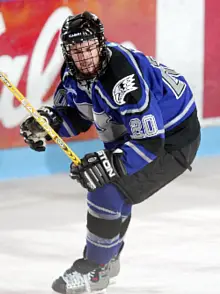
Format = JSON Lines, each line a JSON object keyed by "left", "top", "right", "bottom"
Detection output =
{"left": 87, "top": 211, "right": 121, "bottom": 239}
{"left": 86, "top": 184, "right": 126, "bottom": 241}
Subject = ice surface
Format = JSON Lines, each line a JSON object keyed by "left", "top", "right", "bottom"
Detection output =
{"left": 0, "top": 156, "right": 220, "bottom": 294}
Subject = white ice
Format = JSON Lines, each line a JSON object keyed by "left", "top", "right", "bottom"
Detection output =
{"left": 0, "top": 156, "right": 220, "bottom": 294}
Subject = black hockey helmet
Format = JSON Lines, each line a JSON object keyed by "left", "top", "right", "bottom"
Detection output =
{"left": 60, "top": 11, "right": 108, "bottom": 80}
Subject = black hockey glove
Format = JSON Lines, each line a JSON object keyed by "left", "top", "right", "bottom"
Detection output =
{"left": 70, "top": 149, "right": 127, "bottom": 191}
{"left": 20, "top": 106, "right": 62, "bottom": 152}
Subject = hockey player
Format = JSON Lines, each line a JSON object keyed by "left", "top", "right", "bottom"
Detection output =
{"left": 20, "top": 11, "right": 201, "bottom": 294}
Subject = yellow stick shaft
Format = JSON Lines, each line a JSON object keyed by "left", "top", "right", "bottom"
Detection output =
{"left": 0, "top": 72, "right": 81, "bottom": 166}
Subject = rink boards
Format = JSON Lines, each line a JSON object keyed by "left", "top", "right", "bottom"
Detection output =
{"left": 0, "top": 125, "right": 220, "bottom": 181}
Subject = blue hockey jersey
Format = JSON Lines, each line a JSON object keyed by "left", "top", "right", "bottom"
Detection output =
{"left": 53, "top": 42, "right": 198, "bottom": 175}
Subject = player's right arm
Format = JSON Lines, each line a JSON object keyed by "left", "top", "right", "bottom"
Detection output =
{"left": 52, "top": 81, "right": 92, "bottom": 138}
{"left": 19, "top": 80, "right": 92, "bottom": 152}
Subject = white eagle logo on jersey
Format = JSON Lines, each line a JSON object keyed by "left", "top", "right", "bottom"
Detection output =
{"left": 112, "top": 74, "right": 138, "bottom": 105}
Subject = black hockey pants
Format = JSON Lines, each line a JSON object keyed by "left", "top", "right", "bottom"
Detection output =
{"left": 114, "top": 133, "right": 201, "bottom": 204}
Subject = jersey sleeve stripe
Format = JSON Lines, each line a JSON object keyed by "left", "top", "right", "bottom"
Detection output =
{"left": 62, "top": 120, "right": 75, "bottom": 136}
{"left": 164, "top": 96, "right": 195, "bottom": 130}
{"left": 120, "top": 92, "right": 149, "bottom": 115}
{"left": 125, "top": 141, "right": 153, "bottom": 163}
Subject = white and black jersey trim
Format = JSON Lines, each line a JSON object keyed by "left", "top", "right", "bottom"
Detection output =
{"left": 62, "top": 121, "right": 75, "bottom": 136}
{"left": 96, "top": 45, "right": 150, "bottom": 115}
{"left": 164, "top": 97, "right": 195, "bottom": 130}
{"left": 118, "top": 45, "right": 150, "bottom": 115}
{"left": 120, "top": 95, "right": 149, "bottom": 115}
{"left": 95, "top": 85, "right": 118, "bottom": 109}
{"left": 125, "top": 141, "right": 153, "bottom": 163}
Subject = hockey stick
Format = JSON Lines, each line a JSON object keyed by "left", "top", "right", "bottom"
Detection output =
{"left": 0, "top": 72, "right": 81, "bottom": 166}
